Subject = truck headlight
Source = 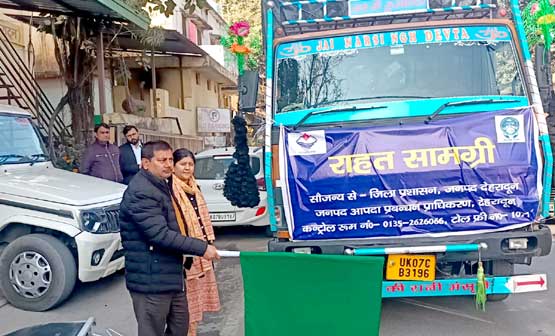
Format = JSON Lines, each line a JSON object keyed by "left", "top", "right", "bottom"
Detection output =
{"left": 81, "top": 210, "right": 110, "bottom": 233}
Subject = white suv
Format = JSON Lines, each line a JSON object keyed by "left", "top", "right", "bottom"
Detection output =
{"left": 195, "top": 147, "right": 269, "bottom": 227}
{"left": 0, "top": 105, "right": 125, "bottom": 311}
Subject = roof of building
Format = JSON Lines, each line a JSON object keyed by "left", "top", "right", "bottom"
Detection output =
{"left": 114, "top": 29, "right": 207, "bottom": 56}
{"left": 0, "top": 0, "right": 150, "bottom": 29}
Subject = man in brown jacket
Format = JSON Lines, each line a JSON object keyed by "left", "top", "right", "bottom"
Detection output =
{"left": 81, "top": 123, "right": 123, "bottom": 183}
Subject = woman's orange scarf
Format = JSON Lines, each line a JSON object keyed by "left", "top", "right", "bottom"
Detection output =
{"left": 171, "top": 175, "right": 215, "bottom": 280}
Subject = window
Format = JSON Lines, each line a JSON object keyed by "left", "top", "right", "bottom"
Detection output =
{"left": 0, "top": 114, "right": 47, "bottom": 164}
{"left": 207, "top": 80, "right": 212, "bottom": 91}
{"left": 195, "top": 156, "right": 261, "bottom": 180}
{"left": 187, "top": 21, "right": 199, "bottom": 44}
{"left": 275, "top": 27, "right": 525, "bottom": 113}
{"left": 195, "top": 72, "right": 201, "bottom": 86}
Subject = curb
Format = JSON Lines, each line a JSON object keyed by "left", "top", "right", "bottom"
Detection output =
{"left": 0, "top": 297, "right": 7, "bottom": 309}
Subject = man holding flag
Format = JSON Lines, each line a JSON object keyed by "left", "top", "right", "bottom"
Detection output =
{"left": 119, "top": 140, "right": 220, "bottom": 336}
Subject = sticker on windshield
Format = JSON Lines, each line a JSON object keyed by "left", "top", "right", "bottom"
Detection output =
{"left": 15, "top": 118, "right": 30, "bottom": 125}
{"left": 495, "top": 115, "right": 525, "bottom": 143}
{"left": 288, "top": 130, "right": 327, "bottom": 156}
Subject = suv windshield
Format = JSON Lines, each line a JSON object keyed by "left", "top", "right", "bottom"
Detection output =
{"left": 275, "top": 26, "right": 524, "bottom": 113}
{"left": 0, "top": 114, "right": 47, "bottom": 164}
{"left": 195, "top": 156, "right": 261, "bottom": 180}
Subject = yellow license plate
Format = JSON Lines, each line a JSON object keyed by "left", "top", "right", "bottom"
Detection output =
{"left": 386, "top": 254, "right": 436, "bottom": 281}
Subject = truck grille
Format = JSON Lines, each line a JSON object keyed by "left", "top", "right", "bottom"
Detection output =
{"left": 105, "top": 208, "right": 120, "bottom": 233}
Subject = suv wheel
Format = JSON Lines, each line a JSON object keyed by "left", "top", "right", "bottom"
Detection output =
{"left": 0, "top": 234, "right": 77, "bottom": 311}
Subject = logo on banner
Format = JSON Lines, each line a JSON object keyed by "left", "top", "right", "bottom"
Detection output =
{"left": 495, "top": 115, "right": 525, "bottom": 143}
{"left": 288, "top": 131, "right": 327, "bottom": 156}
{"left": 209, "top": 109, "right": 221, "bottom": 122}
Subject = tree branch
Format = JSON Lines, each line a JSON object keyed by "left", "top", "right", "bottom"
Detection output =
{"left": 48, "top": 92, "right": 69, "bottom": 161}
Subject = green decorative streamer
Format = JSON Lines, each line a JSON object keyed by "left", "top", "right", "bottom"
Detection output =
{"left": 523, "top": 0, "right": 555, "bottom": 55}
{"left": 475, "top": 261, "right": 487, "bottom": 311}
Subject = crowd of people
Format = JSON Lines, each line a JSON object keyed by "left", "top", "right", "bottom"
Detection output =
{"left": 81, "top": 123, "right": 221, "bottom": 336}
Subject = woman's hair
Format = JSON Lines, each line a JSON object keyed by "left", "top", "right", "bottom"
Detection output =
{"left": 173, "top": 148, "right": 196, "bottom": 165}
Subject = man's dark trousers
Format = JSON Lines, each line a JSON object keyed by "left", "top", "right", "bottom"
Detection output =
{"left": 130, "top": 291, "right": 189, "bottom": 336}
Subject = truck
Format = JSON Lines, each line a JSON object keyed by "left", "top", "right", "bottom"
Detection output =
{"left": 263, "top": 0, "right": 553, "bottom": 300}
{"left": 0, "top": 105, "right": 125, "bottom": 311}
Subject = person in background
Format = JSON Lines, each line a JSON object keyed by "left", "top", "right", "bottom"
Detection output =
{"left": 81, "top": 123, "right": 123, "bottom": 183}
{"left": 171, "top": 148, "right": 221, "bottom": 336}
{"left": 119, "top": 141, "right": 220, "bottom": 336}
{"left": 120, "top": 125, "right": 142, "bottom": 185}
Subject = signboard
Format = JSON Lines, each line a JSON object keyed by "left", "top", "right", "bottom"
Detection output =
{"left": 349, "top": 0, "right": 428, "bottom": 17}
{"left": 279, "top": 107, "right": 541, "bottom": 241}
{"left": 197, "top": 107, "right": 231, "bottom": 133}
{"left": 276, "top": 26, "right": 511, "bottom": 60}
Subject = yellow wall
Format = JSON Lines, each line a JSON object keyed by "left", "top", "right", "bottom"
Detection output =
{"left": 158, "top": 69, "right": 182, "bottom": 108}
{"left": 190, "top": 71, "right": 220, "bottom": 110}
{"left": 157, "top": 68, "right": 221, "bottom": 113}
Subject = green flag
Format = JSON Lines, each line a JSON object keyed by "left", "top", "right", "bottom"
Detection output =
{"left": 240, "top": 252, "right": 384, "bottom": 336}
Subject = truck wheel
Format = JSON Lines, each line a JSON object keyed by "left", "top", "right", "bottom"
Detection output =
{"left": 0, "top": 234, "right": 77, "bottom": 311}
{"left": 265, "top": 225, "right": 274, "bottom": 237}
{"left": 488, "top": 260, "right": 514, "bottom": 302}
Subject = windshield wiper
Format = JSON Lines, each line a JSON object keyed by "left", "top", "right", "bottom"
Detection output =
{"left": 425, "top": 99, "right": 521, "bottom": 124}
{"left": 0, "top": 154, "right": 26, "bottom": 165}
{"left": 319, "top": 95, "right": 431, "bottom": 106}
{"left": 294, "top": 105, "right": 386, "bottom": 130}
{"left": 29, "top": 153, "right": 48, "bottom": 166}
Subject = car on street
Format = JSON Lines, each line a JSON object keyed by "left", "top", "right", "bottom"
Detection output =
{"left": 0, "top": 105, "right": 125, "bottom": 312}
{"left": 194, "top": 147, "right": 269, "bottom": 228}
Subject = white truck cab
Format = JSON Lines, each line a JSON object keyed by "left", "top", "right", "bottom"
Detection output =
{"left": 0, "top": 105, "right": 125, "bottom": 311}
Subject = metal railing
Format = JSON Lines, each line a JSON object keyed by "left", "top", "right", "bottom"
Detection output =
{"left": 0, "top": 27, "right": 68, "bottom": 139}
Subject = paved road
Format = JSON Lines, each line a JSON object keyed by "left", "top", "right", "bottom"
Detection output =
{"left": 1, "top": 227, "right": 554, "bottom": 336}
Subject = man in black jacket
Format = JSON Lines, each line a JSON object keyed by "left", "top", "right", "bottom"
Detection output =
{"left": 119, "top": 140, "right": 219, "bottom": 336}
{"left": 119, "top": 125, "right": 142, "bottom": 185}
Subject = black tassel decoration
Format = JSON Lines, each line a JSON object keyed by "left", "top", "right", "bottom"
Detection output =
{"left": 224, "top": 115, "right": 260, "bottom": 207}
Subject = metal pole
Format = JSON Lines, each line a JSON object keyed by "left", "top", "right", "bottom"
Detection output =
{"left": 97, "top": 25, "right": 107, "bottom": 115}
{"left": 151, "top": 48, "right": 157, "bottom": 117}
{"left": 179, "top": 56, "right": 185, "bottom": 109}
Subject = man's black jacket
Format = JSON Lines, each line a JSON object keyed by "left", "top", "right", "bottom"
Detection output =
{"left": 119, "top": 169, "right": 208, "bottom": 293}
{"left": 119, "top": 143, "right": 140, "bottom": 185}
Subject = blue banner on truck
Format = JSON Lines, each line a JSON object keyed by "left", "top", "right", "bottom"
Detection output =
{"left": 279, "top": 107, "right": 541, "bottom": 240}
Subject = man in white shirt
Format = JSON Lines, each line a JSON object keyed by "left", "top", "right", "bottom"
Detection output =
{"left": 119, "top": 125, "right": 143, "bottom": 185}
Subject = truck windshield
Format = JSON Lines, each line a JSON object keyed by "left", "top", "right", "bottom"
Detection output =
{"left": 275, "top": 27, "right": 525, "bottom": 113}
{"left": 0, "top": 114, "right": 47, "bottom": 164}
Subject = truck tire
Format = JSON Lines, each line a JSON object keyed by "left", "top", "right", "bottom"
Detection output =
{"left": 488, "top": 260, "right": 514, "bottom": 302}
{"left": 0, "top": 234, "right": 77, "bottom": 311}
{"left": 265, "top": 225, "right": 274, "bottom": 237}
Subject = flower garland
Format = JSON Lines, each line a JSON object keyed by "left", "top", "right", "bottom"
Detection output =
{"left": 221, "top": 21, "right": 252, "bottom": 75}
{"left": 523, "top": 0, "right": 555, "bottom": 50}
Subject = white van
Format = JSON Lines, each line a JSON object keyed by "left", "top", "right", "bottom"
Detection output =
{"left": 195, "top": 147, "right": 269, "bottom": 227}
{"left": 0, "top": 105, "right": 125, "bottom": 311}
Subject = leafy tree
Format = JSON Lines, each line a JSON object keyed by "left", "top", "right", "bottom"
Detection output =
{"left": 42, "top": 0, "right": 172, "bottom": 162}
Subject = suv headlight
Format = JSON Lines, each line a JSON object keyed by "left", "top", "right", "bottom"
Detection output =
{"left": 81, "top": 209, "right": 111, "bottom": 233}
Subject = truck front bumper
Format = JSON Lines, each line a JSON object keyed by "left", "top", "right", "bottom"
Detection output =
{"left": 381, "top": 274, "right": 547, "bottom": 297}
{"left": 75, "top": 231, "right": 124, "bottom": 282}
{"left": 268, "top": 225, "right": 552, "bottom": 264}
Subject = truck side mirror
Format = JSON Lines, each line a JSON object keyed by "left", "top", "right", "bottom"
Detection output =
{"left": 239, "top": 70, "right": 260, "bottom": 113}
{"left": 534, "top": 44, "right": 554, "bottom": 112}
